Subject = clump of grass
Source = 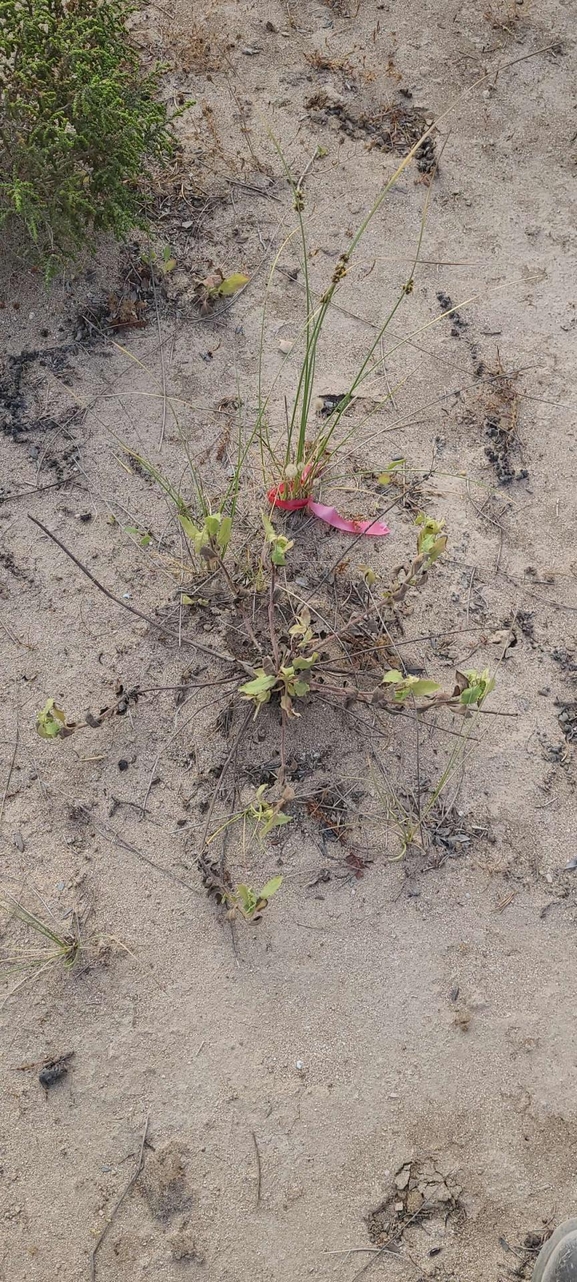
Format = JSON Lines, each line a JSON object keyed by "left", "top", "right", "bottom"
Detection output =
{"left": 252, "top": 128, "right": 440, "bottom": 509}
{"left": 0, "top": 890, "right": 82, "bottom": 1004}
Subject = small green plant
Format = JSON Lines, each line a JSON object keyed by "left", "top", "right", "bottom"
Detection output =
{"left": 380, "top": 666, "right": 496, "bottom": 712}
{"left": 262, "top": 512, "right": 294, "bottom": 566}
{"left": 385, "top": 513, "right": 448, "bottom": 605}
{"left": 246, "top": 787, "right": 292, "bottom": 838}
{"left": 35, "top": 689, "right": 136, "bottom": 740}
{"left": 240, "top": 650, "right": 319, "bottom": 719}
{"left": 227, "top": 876, "right": 283, "bottom": 921}
{"left": 455, "top": 668, "right": 495, "bottom": 707}
{"left": 208, "top": 785, "right": 293, "bottom": 848}
{"left": 414, "top": 514, "right": 448, "bottom": 567}
{"left": 381, "top": 671, "right": 442, "bottom": 702}
{"left": 178, "top": 510, "right": 233, "bottom": 562}
{"left": 36, "top": 698, "right": 71, "bottom": 739}
{"left": 194, "top": 269, "right": 249, "bottom": 314}
{"left": 141, "top": 243, "right": 177, "bottom": 275}
{"left": 0, "top": 0, "right": 186, "bottom": 277}
{"left": 124, "top": 524, "right": 153, "bottom": 549}
{"left": 377, "top": 458, "right": 406, "bottom": 486}
{"left": 0, "top": 890, "right": 82, "bottom": 1004}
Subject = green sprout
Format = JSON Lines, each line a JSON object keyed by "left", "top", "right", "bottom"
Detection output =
{"left": 262, "top": 512, "right": 294, "bottom": 566}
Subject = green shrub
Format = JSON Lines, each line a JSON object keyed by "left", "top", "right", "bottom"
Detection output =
{"left": 0, "top": 0, "right": 182, "bottom": 278}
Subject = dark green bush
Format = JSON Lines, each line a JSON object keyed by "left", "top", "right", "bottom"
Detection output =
{"left": 0, "top": 0, "right": 180, "bottom": 278}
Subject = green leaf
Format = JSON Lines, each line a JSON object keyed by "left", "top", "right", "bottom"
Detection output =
{"left": 178, "top": 513, "right": 205, "bottom": 551}
{"left": 358, "top": 564, "right": 377, "bottom": 585}
{"left": 236, "top": 883, "right": 257, "bottom": 915}
{"left": 269, "top": 813, "right": 292, "bottom": 829}
{"left": 217, "top": 273, "right": 249, "bottom": 297}
{"left": 292, "top": 679, "right": 310, "bottom": 696}
{"left": 460, "top": 685, "right": 483, "bottom": 705}
{"left": 382, "top": 669, "right": 404, "bottom": 684}
{"left": 460, "top": 668, "right": 495, "bottom": 707}
{"left": 36, "top": 698, "right": 66, "bottom": 739}
{"left": 239, "top": 674, "right": 276, "bottom": 698}
{"left": 217, "top": 515, "right": 233, "bottom": 552}
{"left": 262, "top": 512, "right": 276, "bottom": 543}
{"left": 407, "top": 679, "right": 441, "bottom": 698}
{"left": 162, "top": 247, "right": 176, "bottom": 272}
{"left": 293, "top": 653, "right": 318, "bottom": 671}
{"left": 425, "top": 536, "right": 447, "bottom": 564}
{"left": 259, "top": 875, "right": 283, "bottom": 900}
{"left": 205, "top": 513, "right": 220, "bottom": 539}
{"left": 377, "top": 458, "right": 405, "bottom": 485}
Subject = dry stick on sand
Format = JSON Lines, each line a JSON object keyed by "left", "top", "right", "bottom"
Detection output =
{"left": 251, "top": 1129, "right": 262, "bottom": 1206}
{"left": 90, "top": 1116, "right": 150, "bottom": 1281}
{"left": 150, "top": 267, "right": 168, "bottom": 450}
{"left": 75, "top": 806, "right": 199, "bottom": 892}
{"left": 0, "top": 718, "right": 19, "bottom": 829}
{"left": 27, "top": 515, "right": 235, "bottom": 665}
{"left": 139, "top": 686, "right": 238, "bottom": 819}
{"left": 200, "top": 708, "right": 253, "bottom": 852}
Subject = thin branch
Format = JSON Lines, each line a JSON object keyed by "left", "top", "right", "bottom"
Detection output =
{"left": 200, "top": 708, "right": 253, "bottom": 851}
{"left": 151, "top": 271, "right": 168, "bottom": 449}
{"left": 0, "top": 718, "right": 19, "bottom": 829}
{"left": 28, "top": 515, "right": 234, "bottom": 664}
{"left": 90, "top": 1116, "right": 150, "bottom": 1281}
{"left": 251, "top": 1129, "right": 262, "bottom": 1206}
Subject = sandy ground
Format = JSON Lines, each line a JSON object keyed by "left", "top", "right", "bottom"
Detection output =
{"left": 1, "top": 1, "right": 577, "bottom": 1279}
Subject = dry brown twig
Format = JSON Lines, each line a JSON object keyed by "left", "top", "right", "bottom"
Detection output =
{"left": 28, "top": 515, "right": 235, "bottom": 664}
{"left": 90, "top": 1116, "right": 150, "bottom": 1281}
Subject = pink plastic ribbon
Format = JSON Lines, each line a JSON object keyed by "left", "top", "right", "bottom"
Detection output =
{"left": 267, "top": 485, "right": 390, "bottom": 536}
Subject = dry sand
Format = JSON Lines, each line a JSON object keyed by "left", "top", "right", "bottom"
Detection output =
{"left": 1, "top": 1, "right": 577, "bottom": 1279}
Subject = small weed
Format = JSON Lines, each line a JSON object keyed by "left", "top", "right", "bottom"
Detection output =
{"left": 239, "top": 608, "right": 320, "bottom": 719}
{"left": 198, "top": 857, "right": 283, "bottom": 922}
{"left": 0, "top": 891, "right": 83, "bottom": 1005}
{"left": 208, "top": 785, "right": 293, "bottom": 847}
{"left": 262, "top": 513, "right": 294, "bottom": 566}
{"left": 226, "top": 876, "right": 283, "bottom": 922}
{"left": 194, "top": 270, "right": 249, "bottom": 315}
{"left": 179, "top": 510, "right": 233, "bottom": 563}
{"left": 240, "top": 653, "right": 319, "bottom": 719}
{"left": 35, "top": 686, "right": 137, "bottom": 741}
{"left": 142, "top": 244, "right": 177, "bottom": 276}
{"left": 36, "top": 698, "right": 71, "bottom": 740}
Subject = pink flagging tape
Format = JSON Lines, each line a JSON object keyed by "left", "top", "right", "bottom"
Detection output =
{"left": 267, "top": 487, "right": 390, "bottom": 536}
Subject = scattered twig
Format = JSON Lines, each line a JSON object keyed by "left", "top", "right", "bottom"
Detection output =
{"left": 151, "top": 270, "right": 168, "bottom": 449}
{"left": 251, "top": 1129, "right": 262, "bottom": 1206}
{"left": 28, "top": 515, "right": 235, "bottom": 664}
{"left": 466, "top": 479, "right": 506, "bottom": 571}
{"left": 90, "top": 1116, "right": 150, "bottom": 1281}
{"left": 140, "top": 687, "right": 236, "bottom": 818}
{"left": 80, "top": 810, "right": 199, "bottom": 892}
{"left": 200, "top": 708, "right": 253, "bottom": 851}
{"left": 466, "top": 566, "right": 476, "bottom": 625}
{"left": 0, "top": 718, "right": 19, "bottom": 829}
